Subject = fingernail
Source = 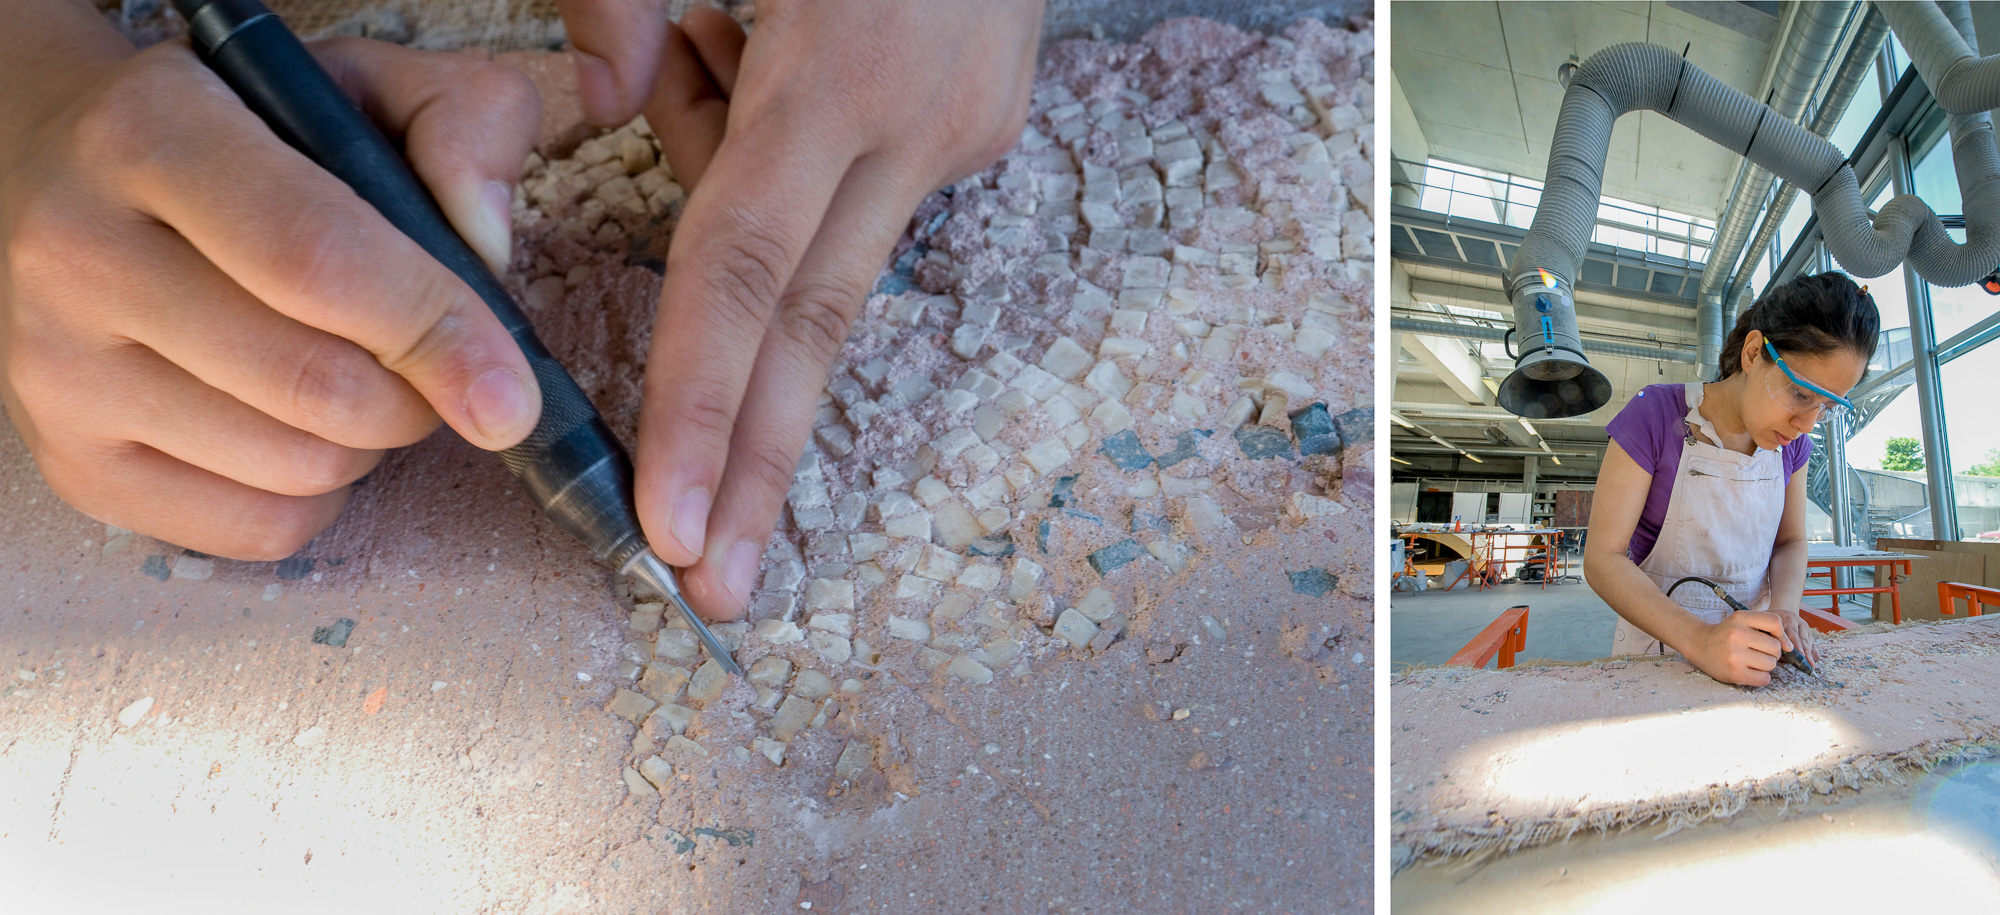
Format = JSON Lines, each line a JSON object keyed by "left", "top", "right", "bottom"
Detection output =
{"left": 573, "top": 52, "right": 620, "bottom": 126}
{"left": 468, "top": 180, "right": 514, "bottom": 274}
{"left": 719, "top": 539, "right": 760, "bottom": 605}
{"left": 670, "top": 488, "right": 710, "bottom": 557}
{"left": 464, "top": 367, "right": 534, "bottom": 445}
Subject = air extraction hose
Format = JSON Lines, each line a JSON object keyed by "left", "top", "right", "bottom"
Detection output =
{"left": 1519, "top": 39, "right": 2000, "bottom": 290}
{"left": 1501, "top": 1, "right": 2000, "bottom": 418}
{"left": 1877, "top": 0, "right": 2000, "bottom": 117}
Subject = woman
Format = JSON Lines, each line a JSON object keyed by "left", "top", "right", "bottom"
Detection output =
{"left": 1584, "top": 272, "right": 1879, "bottom": 686}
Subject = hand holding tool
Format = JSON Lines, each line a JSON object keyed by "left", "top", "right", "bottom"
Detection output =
{"left": 171, "top": 0, "right": 742, "bottom": 678}
{"left": 1668, "top": 576, "right": 1818, "bottom": 679}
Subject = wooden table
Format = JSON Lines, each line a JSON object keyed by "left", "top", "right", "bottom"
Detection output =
{"left": 1396, "top": 529, "right": 1479, "bottom": 591}
{"left": 1396, "top": 528, "right": 1565, "bottom": 591}
{"left": 1804, "top": 544, "right": 1921, "bottom": 625}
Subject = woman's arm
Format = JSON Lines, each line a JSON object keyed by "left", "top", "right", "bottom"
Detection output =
{"left": 1584, "top": 441, "right": 1788, "bottom": 685}
{"left": 1766, "top": 466, "right": 1817, "bottom": 665}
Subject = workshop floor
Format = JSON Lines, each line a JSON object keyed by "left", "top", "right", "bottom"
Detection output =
{"left": 1390, "top": 572, "right": 1880, "bottom": 670}
{"left": 0, "top": 15, "right": 1370, "bottom": 915}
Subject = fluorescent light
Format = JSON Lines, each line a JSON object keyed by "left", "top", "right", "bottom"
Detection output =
{"left": 1519, "top": 419, "right": 1539, "bottom": 438}
{"left": 1389, "top": 412, "right": 1415, "bottom": 428}
{"left": 1390, "top": 456, "right": 1412, "bottom": 465}
{"left": 1463, "top": 452, "right": 1485, "bottom": 463}
{"left": 1551, "top": 455, "right": 1563, "bottom": 465}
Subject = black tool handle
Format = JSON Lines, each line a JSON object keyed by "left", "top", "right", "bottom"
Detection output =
{"left": 1669, "top": 576, "right": 1816, "bottom": 677}
{"left": 173, "top": 0, "right": 649, "bottom": 571}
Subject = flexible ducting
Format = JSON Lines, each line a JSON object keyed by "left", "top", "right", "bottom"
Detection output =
{"left": 1392, "top": 316, "right": 1695, "bottom": 363}
{"left": 1503, "top": 2, "right": 2000, "bottom": 419}
{"left": 1877, "top": 0, "right": 2000, "bottom": 116}
{"left": 1516, "top": 40, "right": 2000, "bottom": 289}
{"left": 1695, "top": 1, "right": 1856, "bottom": 379}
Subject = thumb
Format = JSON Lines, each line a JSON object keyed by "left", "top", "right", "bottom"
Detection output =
{"left": 555, "top": 0, "right": 674, "bottom": 126}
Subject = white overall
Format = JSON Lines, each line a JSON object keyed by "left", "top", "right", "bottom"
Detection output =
{"left": 1611, "top": 382, "right": 1789, "bottom": 655}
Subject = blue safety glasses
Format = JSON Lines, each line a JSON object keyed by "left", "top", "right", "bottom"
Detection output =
{"left": 1763, "top": 341, "right": 1854, "bottom": 422}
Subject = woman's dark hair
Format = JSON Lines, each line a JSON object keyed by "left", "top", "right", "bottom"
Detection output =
{"left": 1718, "top": 271, "right": 1880, "bottom": 380}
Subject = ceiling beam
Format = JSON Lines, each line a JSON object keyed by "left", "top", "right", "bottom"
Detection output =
{"left": 1406, "top": 277, "right": 1697, "bottom": 341}
{"left": 1398, "top": 332, "right": 1496, "bottom": 406}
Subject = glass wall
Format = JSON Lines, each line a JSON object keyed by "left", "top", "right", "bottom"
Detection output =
{"left": 1940, "top": 341, "right": 2000, "bottom": 538}
{"left": 1794, "top": 40, "right": 1929, "bottom": 548}
{"left": 1842, "top": 359, "right": 1930, "bottom": 544}
{"left": 1817, "top": 42, "right": 1995, "bottom": 545}
{"left": 1826, "top": 56, "right": 1883, "bottom": 157}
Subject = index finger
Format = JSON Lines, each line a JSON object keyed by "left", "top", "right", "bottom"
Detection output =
{"left": 631, "top": 115, "right": 855, "bottom": 563}
{"left": 1740, "top": 611, "right": 1787, "bottom": 656}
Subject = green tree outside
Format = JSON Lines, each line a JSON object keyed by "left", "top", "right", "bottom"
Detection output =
{"left": 1965, "top": 448, "right": 2000, "bottom": 477}
{"left": 1883, "top": 436, "right": 1925, "bottom": 472}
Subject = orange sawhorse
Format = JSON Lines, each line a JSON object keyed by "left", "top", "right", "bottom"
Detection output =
{"left": 1446, "top": 605, "right": 1529, "bottom": 669}
{"left": 1939, "top": 581, "right": 2000, "bottom": 617}
{"left": 1804, "top": 556, "right": 1913, "bottom": 624}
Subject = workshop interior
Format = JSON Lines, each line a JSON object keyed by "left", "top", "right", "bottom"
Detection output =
{"left": 1392, "top": 0, "right": 2000, "bottom": 908}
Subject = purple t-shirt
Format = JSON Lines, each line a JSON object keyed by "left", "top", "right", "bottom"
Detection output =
{"left": 1605, "top": 383, "right": 1811, "bottom": 564}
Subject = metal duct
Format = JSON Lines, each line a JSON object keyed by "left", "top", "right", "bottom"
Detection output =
{"left": 1695, "top": 1, "right": 1857, "bottom": 380}
{"left": 1722, "top": 7, "right": 1890, "bottom": 319}
{"left": 1391, "top": 444, "right": 1603, "bottom": 457}
{"left": 1392, "top": 316, "right": 1696, "bottom": 363}
{"left": 1392, "top": 406, "right": 1605, "bottom": 426}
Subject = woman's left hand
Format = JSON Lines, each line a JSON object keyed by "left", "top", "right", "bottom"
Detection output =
{"left": 1779, "top": 609, "right": 1819, "bottom": 668}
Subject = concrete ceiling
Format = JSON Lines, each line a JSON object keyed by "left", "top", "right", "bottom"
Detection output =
{"left": 1390, "top": 261, "right": 1701, "bottom": 483}
{"left": 1391, "top": 1, "right": 1782, "bottom": 219}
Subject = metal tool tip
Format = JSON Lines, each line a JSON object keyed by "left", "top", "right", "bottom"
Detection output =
{"left": 625, "top": 550, "right": 745, "bottom": 679}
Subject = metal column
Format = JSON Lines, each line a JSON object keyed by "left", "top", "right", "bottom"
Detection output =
{"left": 1827, "top": 416, "right": 1852, "bottom": 546}
{"left": 1826, "top": 415, "right": 1853, "bottom": 593}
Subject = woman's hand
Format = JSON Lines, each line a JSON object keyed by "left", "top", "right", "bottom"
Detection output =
{"left": 0, "top": 18, "right": 544, "bottom": 559}
{"left": 1778, "top": 609, "right": 1820, "bottom": 668}
{"left": 555, "top": 0, "right": 1044, "bottom": 620}
{"left": 1684, "top": 611, "right": 1789, "bottom": 686}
